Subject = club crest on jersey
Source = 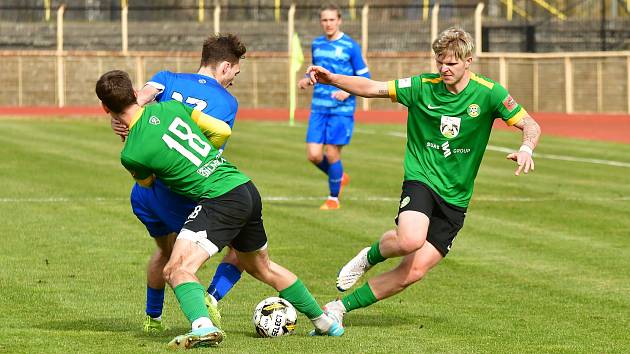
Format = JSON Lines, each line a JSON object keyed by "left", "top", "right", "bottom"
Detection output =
{"left": 149, "top": 116, "right": 161, "bottom": 125}
{"left": 335, "top": 47, "right": 343, "bottom": 58}
{"left": 440, "top": 115, "right": 461, "bottom": 139}
{"left": 467, "top": 104, "right": 480, "bottom": 117}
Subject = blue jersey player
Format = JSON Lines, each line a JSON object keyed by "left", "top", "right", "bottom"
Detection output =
{"left": 298, "top": 3, "right": 370, "bottom": 210}
{"left": 110, "top": 34, "right": 246, "bottom": 332}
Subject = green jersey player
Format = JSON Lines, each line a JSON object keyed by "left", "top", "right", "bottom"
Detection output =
{"left": 96, "top": 70, "right": 344, "bottom": 349}
{"left": 305, "top": 27, "right": 542, "bottom": 325}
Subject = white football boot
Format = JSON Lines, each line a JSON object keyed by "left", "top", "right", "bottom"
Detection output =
{"left": 336, "top": 247, "right": 372, "bottom": 291}
{"left": 323, "top": 299, "right": 347, "bottom": 327}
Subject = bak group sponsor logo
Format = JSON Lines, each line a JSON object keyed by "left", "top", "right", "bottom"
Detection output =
{"left": 426, "top": 141, "right": 472, "bottom": 158}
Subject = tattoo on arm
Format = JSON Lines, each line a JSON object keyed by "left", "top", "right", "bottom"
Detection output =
{"left": 519, "top": 115, "right": 541, "bottom": 149}
{"left": 377, "top": 89, "right": 388, "bottom": 95}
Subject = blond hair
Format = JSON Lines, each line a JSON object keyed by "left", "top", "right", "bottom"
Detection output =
{"left": 432, "top": 27, "right": 474, "bottom": 59}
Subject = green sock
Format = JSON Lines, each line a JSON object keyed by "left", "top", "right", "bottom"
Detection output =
{"left": 341, "top": 282, "right": 378, "bottom": 312}
{"left": 173, "top": 282, "right": 210, "bottom": 324}
{"left": 279, "top": 279, "right": 324, "bottom": 319}
{"left": 367, "top": 240, "right": 386, "bottom": 265}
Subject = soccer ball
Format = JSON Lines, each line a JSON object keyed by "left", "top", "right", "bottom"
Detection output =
{"left": 252, "top": 297, "right": 297, "bottom": 337}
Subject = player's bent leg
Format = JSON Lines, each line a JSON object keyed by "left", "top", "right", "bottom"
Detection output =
{"left": 379, "top": 210, "right": 430, "bottom": 258}
{"left": 206, "top": 248, "right": 244, "bottom": 328}
{"left": 163, "top": 236, "right": 214, "bottom": 287}
{"left": 144, "top": 232, "right": 177, "bottom": 333}
{"left": 306, "top": 143, "right": 325, "bottom": 165}
{"left": 236, "top": 248, "right": 343, "bottom": 336}
{"left": 165, "top": 234, "right": 224, "bottom": 347}
{"left": 368, "top": 242, "right": 443, "bottom": 301}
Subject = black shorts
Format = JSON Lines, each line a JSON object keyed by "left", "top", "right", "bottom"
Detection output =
{"left": 180, "top": 181, "right": 268, "bottom": 253}
{"left": 395, "top": 180, "right": 466, "bottom": 256}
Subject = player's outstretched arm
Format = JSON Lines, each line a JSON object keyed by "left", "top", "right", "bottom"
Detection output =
{"left": 306, "top": 66, "right": 389, "bottom": 98}
{"left": 191, "top": 110, "right": 232, "bottom": 149}
{"left": 506, "top": 114, "right": 541, "bottom": 176}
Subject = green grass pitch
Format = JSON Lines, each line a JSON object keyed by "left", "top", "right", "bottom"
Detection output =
{"left": 0, "top": 117, "right": 629, "bottom": 353}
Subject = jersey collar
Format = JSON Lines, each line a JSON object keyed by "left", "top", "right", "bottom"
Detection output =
{"left": 128, "top": 107, "right": 144, "bottom": 130}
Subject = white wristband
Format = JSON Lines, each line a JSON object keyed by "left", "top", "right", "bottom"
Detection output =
{"left": 519, "top": 144, "right": 533, "bottom": 156}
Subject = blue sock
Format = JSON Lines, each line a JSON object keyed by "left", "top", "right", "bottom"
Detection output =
{"left": 207, "top": 263, "right": 242, "bottom": 301}
{"left": 328, "top": 160, "right": 343, "bottom": 198}
{"left": 315, "top": 155, "right": 330, "bottom": 174}
{"left": 146, "top": 286, "right": 165, "bottom": 318}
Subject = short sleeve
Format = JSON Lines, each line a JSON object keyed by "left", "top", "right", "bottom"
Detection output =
{"left": 146, "top": 71, "right": 170, "bottom": 101}
{"left": 350, "top": 42, "right": 370, "bottom": 78}
{"left": 388, "top": 76, "right": 420, "bottom": 107}
{"left": 491, "top": 83, "right": 527, "bottom": 126}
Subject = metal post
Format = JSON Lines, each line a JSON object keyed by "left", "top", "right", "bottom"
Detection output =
{"left": 18, "top": 56, "right": 23, "bottom": 107}
{"left": 361, "top": 4, "right": 369, "bottom": 111}
{"left": 214, "top": 3, "right": 221, "bottom": 34}
{"left": 44, "top": 0, "right": 51, "bottom": 21}
{"left": 430, "top": 3, "right": 440, "bottom": 72}
{"left": 564, "top": 56, "right": 573, "bottom": 113}
{"left": 288, "top": 4, "right": 296, "bottom": 123}
{"left": 596, "top": 60, "right": 603, "bottom": 112}
{"left": 349, "top": 0, "right": 356, "bottom": 20}
{"left": 474, "top": 3, "right": 485, "bottom": 56}
{"left": 600, "top": 0, "right": 606, "bottom": 51}
{"left": 121, "top": 0, "right": 128, "bottom": 55}
{"left": 198, "top": 0, "right": 205, "bottom": 22}
{"left": 626, "top": 56, "right": 630, "bottom": 114}
{"left": 56, "top": 5, "right": 66, "bottom": 108}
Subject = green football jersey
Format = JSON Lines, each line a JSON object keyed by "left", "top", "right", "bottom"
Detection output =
{"left": 120, "top": 100, "right": 250, "bottom": 200}
{"left": 388, "top": 72, "right": 527, "bottom": 207}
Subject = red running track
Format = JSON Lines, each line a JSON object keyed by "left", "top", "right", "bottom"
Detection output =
{"left": 1, "top": 106, "right": 628, "bottom": 144}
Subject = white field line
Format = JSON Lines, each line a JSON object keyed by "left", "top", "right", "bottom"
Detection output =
{"left": 1, "top": 196, "right": 629, "bottom": 203}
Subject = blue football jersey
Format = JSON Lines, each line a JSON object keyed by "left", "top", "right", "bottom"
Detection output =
{"left": 146, "top": 71, "right": 238, "bottom": 128}
{"left": 311, "top": 33, "right": 370, "bottom": 116}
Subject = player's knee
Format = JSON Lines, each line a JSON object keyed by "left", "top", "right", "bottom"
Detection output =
{"left": 397, "top": 237, "right": 424, "bottom": 255}
{"left": 162, "top": 260, "right": 182, "bottom": 284}
{"left": 162, "top": 263, "right": 175, "bottom": 283}
{"left": 395, "top": 266, "right": 427, "bottom": 289}
{"left": 307, "top": 153, "right": 323, "bottom": 164}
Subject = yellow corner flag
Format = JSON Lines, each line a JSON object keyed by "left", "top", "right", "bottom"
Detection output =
{"left": 289, "top": 33, "right": 304, "bottom": 126}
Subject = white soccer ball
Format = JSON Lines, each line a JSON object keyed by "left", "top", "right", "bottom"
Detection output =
{"left": 252, "top": 296, "right": 297, "bottom": 337}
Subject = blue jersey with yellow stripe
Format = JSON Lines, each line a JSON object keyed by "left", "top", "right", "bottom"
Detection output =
{"left": 311, "top": 33, "right": 370, "bottom": 116}
{"left": 147, "top": 71, "right": 238, "bottom": 128}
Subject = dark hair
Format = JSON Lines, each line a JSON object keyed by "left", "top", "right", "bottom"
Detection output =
{"left": 95, "top": 70, "right": 136, "bottom": 114}
{"left": 319, "top": 2, "right": 341, "bottom": 18}
{"left": 200, "top": 33, "right": 247, "bottom": 68}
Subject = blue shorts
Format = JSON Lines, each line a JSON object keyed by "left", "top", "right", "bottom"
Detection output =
{"left": 130, "top": 179, "right": 197, "bottom": 238}
{"left": 305, "top": 112, "right": 354, "bottom": 146}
